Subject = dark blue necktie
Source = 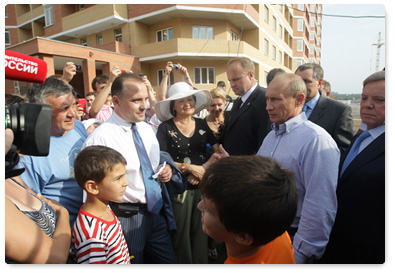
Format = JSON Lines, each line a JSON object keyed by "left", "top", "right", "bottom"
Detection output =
{"left": 340, "top": 130, "right": 370, "bottom": 176}
{"left": 132, "top": 123, "right": 163, "bottom": 214}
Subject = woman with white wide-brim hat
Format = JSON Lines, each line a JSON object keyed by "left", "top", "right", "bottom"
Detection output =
{"left": 154, "top": 82, "right": 212, "bottom": 122}
{"left": 155, "top": 82, "right": 219, "bottom": 263}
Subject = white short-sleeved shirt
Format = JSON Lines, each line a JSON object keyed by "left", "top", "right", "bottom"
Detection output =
{"left": 82, "top": 111, "right": 160, "bottom": 204}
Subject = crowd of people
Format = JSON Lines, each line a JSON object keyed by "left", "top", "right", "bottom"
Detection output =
{"left": 4, "top": 56, "right": 385, "bottom": 264}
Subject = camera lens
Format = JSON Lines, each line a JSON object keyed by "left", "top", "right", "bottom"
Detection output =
{"left": 5, "top": 103, "right": 52, "bottom": 156}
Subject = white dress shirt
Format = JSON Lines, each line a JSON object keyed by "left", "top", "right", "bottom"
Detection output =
{"left": 240, "top": 82, "right": 258, "bottom": 106}
{"left": 82, "top": 111, "right": 160, "bottom": 204}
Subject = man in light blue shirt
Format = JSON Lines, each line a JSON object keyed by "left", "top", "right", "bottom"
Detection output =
{"left": 257, "top": 73, "right": 340, "bottom": 264}
{"left": 14, "top": 78, "right": 87, "bottom": 227}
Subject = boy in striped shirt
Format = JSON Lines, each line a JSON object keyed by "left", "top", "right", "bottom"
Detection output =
{"left": 72, "top": 146, "right": 130, "bottom": 264}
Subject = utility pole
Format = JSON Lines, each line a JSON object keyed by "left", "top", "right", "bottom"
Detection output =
{"left": 372, "top": 32, "right": 384, "bottom": 72}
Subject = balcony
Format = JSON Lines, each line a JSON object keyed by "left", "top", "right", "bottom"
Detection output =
{"left": 135, "top": 38, "right": 260, "bottom": 63}
{"left": 52, "top": 4, "right": 128, "bottom": 41}
{"left": 93, "top": 41, "right": 131, "bottom": 55}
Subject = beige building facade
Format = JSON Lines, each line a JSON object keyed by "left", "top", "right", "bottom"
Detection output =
{"left": 5, "top": 4, "right": 322, "bottom": 97}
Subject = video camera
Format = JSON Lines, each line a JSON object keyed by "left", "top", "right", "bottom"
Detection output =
{"left": 5, "top": 50, "right": 52, "bottom": 178}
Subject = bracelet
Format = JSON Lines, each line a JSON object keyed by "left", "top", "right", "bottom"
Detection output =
{"left": 181, "top": 162, "right": 186, "bottom": 173}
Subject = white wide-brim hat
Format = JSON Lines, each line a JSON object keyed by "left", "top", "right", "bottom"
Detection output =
{"left": 154, "top": 82, "right": 212, "bottom": 122}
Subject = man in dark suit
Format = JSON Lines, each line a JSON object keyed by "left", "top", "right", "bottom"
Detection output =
{"left": 221, "top": 57, "right": 271, "bottom": 155}
{"left": 321, "top": 70, "right": 385, "bottom": 263}
{"left": 295, "top": 63, "right": 355, "bottom": 154}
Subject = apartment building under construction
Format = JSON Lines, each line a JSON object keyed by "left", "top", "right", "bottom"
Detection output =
{"left": 5, "top": 4, "right": 322, "bottom": 97}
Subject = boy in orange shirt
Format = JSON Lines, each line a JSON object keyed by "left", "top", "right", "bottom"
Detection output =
{"left": 198, "top": 155, "right": 298, "bottom": 264}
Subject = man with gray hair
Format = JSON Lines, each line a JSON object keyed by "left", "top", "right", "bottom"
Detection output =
{"left": 295, "top": 63, "right": 355, "bottom": 154}
{"left": 321, "top": 80, "right": 331, "bottom": 97}
{"left": 257, "top": 73, "right": 340, "bottom": 263}
{"left": 14, "top": 77, "right": 88, "bottom": 227}
{"left": 322, "top": 71, "right": 385, "bottom": 263}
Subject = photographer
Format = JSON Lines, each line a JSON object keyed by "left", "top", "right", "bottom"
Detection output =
{"left": 157, "top": 61, "right": 193, "bottom": 101}
{"left": 5, "top": 129, "right": 71, "bottom": 263}
{"left": 88, "top": 66, "right": 122, "bottom": 122}
{"left": 13, "top": 78, "right": 88, "bottom": 227}
{"left": 149, "top": 62, "right": 194, "bottom": 131}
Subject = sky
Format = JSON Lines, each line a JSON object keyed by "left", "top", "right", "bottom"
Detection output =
{"left": 321, "top": 3, "right": 386, "bottom": 94}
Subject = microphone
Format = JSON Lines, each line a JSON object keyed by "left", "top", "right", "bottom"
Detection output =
{"left": 5, "top": 50, "right": 47, "bottom": 83}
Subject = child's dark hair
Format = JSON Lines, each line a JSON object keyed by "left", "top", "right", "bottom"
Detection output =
{"left": 74, "top": 145, "right": 127, "bottom": 189}
{"left": 200, "top": 155, "right": 298, "bottom": 246}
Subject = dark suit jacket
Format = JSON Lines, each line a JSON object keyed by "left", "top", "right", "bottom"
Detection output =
{"left": 159, "top": 151, "right": 187, "bottom": 231}
{"left": 221, "top": 85, "right": 271, "bottom": 155}
{"left": 309, "top": 95, "right": 355, "bottom": 154}
{"left": 322, "top": 132, "right": 385, "bottom": 263}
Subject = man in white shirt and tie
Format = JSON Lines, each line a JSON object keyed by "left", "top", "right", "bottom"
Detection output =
{"left": 83, "top": 73, "right": 184, "bottom": 263}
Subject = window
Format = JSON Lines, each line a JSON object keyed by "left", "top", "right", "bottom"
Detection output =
{"left": 310, "top": 32, "right": 314, "bottom": 41}
{"left": 298, "top": 4, "right": 304, "bottom": 11}
{"left": 79, "top": 4, "right": 85, "bottom": 10}
{"left": 96, "top": 34, "right": 102, "bottom": 45}
{"left": 278, "top": 51, "right": 282, "bottom": 64}
{"left": 5, "top": 6, "right": 8, "bottom": 18}
{"left": 156, "top": 27, "right": 173, "bottom": 42}
{"left": 231, "top": 31, "right": 238, "bottom": 41}
{"left": 297, "top": 59, "right": 303, "bottom": 68}
{"left": 310, "top": 5, "right": 315, "bottom": 13}
{"left": 80, "top": 37, "right": 87, "bottom": 46}
{"left": 310, "top": 45, "right": 314, "bottom": 55}
{"left": 5, "top": 29, "right": 11, "bottom": 45}
{"left": 157, "top": 70, "right": 174, "bottom": 86}
{"left": 309, "top": 58, "right": 315, "bottom": 63}
{"left": 114, "top": 28, "right": 122, "bottom": 42}
{"left": 264, "top": 39, "right": 269, "bottom": 56}
{"left": 264, "top": 71, "right": 268, "bottom": 87}
{"left": 317, "top": 38, "right": 320, "bottom": 46}
{"left": 297, "top": 19, "right": 304, "bottom": 32}
{"left": 264, "top": 6, "right": 269, "bottom": 23}
{"left": 14, "top": 81, "right": 20, "bottom": 96}
{"left": 297, "top": 40, "right": 303, "bottom": 52}
{"left": 194, "top": 67, "right": 215, "bottom": 84}
{"left": 272, "top": 16, "right": 277, "bottom": 32}
{"left": 272, "top": 45, "right": 276, "bottom": 60}
{"left": 279, "top": 25, "right": 283, "bottom": 39}
{"left": 193, "top": 26, "right": 213, "bottom": 39}
{"left": 310, "top": 17, "right": 315, "bottom": 28}
{"left": 44, "top": 5, "right": 54, "bottom": 26}
{"left": 317, "top": 27, "right": 321, "bottom": 36}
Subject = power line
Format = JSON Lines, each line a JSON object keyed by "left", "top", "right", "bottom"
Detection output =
{"left": 285, "top": 5, "right": 385, "bottom": 19}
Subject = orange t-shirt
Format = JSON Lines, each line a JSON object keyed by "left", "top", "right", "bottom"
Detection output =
{"left": 224, "top": 232, "right": 295, "bottom": 264}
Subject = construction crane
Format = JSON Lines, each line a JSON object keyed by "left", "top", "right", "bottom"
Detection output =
{"left": 372, "top": 32, "right": 384, "bottom": 72}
